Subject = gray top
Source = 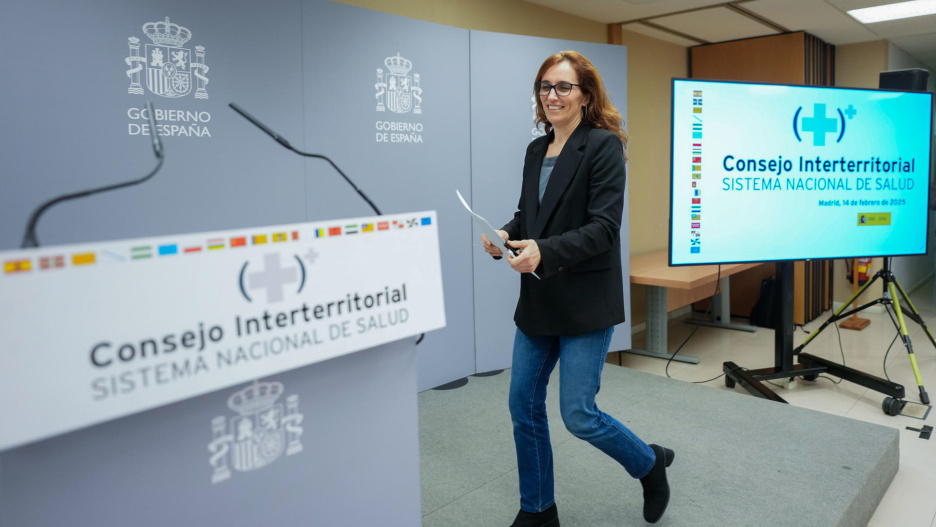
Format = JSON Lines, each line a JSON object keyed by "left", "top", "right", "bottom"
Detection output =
{"left": 539, "top": 155, "right": 558, "bottom": 205}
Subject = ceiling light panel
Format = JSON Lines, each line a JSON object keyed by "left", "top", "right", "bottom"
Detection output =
{"left": 847, "top": 12, "right": 936, "bottom": 38}
{"left": 847, "top": 0, "right": 936, "bottom": 23}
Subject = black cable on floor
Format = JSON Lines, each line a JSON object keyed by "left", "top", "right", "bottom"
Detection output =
{"left": 819, "top": 320, "right": 846, "bottom": 385}
{"left": 881, "top": 303, "right": 901, "bottom": 382}
{"left": 766, "top": 315, "right": 845, "bottom": 387}
{"left": 664, "top": 266, "right": 740, "bottom": 384}
{"left": 883, "top": 304, "right": 899, "bottom": 382}
{"left": 883, "top": 332, "right": 899, "bottom": 382}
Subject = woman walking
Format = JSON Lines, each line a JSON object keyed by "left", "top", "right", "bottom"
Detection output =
{"left": 481, "top": 51, "right": 674, "bottom": 527}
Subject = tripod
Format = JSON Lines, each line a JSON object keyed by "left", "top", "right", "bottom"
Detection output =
{"left": 794, "top": 257, "right": 931, "bottom": 413}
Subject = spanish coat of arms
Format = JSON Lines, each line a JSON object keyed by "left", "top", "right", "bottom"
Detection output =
{"left": 207, "top": 380, "right": 303, "bottom": 484}
{"left": 125, "top": 17, "right": 209, "bottom": 99}
{"left": 376, "top": 53, "right": 422, "bottom": 114}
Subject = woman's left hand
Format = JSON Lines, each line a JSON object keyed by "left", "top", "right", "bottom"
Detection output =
{"left": 506, "top": 239, "right": 541, "bottom": 274}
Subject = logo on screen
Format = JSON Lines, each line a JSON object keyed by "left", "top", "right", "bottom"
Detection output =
{"left": 376, "top": 53, "right": 422, "bottom": 114}
{"left": 793, "top": 103, "right": 855, "bottom": 146}
{"left": 238, "top": 252, "right": 308, "bottom": 303}
{"left": 208, "top": 380, "right": 304, "bottom": 484}
{"left": 125, "top": 17, "right": 209, "bottom": 99}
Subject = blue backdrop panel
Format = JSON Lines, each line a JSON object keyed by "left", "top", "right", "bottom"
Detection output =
{"left": 0, "top": 0, "right": 308, "bottom": 249}
{"left": 302, "top": 0, "right": 475, "bottom": 391}
{"left": 468, "top": 31, "right": 631, "bottom": 373}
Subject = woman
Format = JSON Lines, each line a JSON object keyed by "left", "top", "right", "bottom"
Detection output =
{"left": 481, "top": 51, "right": 674, "bottom": 526}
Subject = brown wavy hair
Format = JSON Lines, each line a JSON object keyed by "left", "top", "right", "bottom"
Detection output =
{"left": 534, "top": 51, "right": 628, "bottom": 159}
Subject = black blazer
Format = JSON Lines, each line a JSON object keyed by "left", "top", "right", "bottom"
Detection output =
{"left": 502, "top": 122, "right": 627, "bottom": 337}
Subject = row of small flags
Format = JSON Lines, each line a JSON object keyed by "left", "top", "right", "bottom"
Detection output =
{"left": 4, "top": 230, "right": 298, "bottom": 273}
{"left": 4, "top": 216, "right": 433, "bottom": 275}
{"left": 690, "top": 90, "right": 702, "bottom": 254}
{"left": 313, "top": 217, "right": 429, "bottom": 238}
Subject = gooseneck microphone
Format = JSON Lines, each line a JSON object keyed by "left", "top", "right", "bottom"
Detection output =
{"left": 227, "top": 104, "right": 424, "bottom": 342}
{"left": 228, "top": 102, "right": 383, "bottom": 216}
{"left": 21, "top": 101, "right": 165, "bottom": 248}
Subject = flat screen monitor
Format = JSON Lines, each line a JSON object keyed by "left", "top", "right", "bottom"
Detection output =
{"left": 669, "top": 78, "right": 933, "bottom": 266}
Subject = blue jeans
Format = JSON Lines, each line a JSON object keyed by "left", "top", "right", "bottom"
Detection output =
{"left": 509, "top": 326, "right": 656, "bottom": 513}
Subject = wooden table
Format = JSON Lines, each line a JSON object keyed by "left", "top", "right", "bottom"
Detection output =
{"left": 629, "top": 250, "right": 761, "bottom": 363}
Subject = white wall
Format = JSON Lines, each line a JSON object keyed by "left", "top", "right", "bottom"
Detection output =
{"left": 886, "top": 43, "right": 936, "bottom": 293}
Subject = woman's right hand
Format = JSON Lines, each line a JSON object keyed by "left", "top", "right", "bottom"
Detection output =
{"left": 481, "top": 230, "right": 509, "bottom": 258}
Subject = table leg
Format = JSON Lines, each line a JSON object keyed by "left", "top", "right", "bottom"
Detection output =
{"left": 685, "top": 277, "right": 756, "bottom": 332}
{"left": 623, "top": 285, "right": 700, "bottom": 364}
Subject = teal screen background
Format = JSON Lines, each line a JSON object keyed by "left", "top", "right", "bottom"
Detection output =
{"left": 670, "top": 79, "right": 933, "bottom": 265}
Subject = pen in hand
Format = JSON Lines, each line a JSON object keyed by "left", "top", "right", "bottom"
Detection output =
{"left": 485, "top": 235, "right": 540, "bottom": 280}
{"left": 493, "top": 244, "right": 521, "bottom": 260}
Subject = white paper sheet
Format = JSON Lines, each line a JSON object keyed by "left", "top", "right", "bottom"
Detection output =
{"left": 456, "top": 189, "right": 540, "bottom": 279}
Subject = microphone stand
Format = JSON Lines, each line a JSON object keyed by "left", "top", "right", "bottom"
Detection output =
{"left": 21, "top": 101, "right": 165, "bottom": 248}
{"left": 228, "top": 103, "right": 382, "bottom": 216}
{"left": 228, "top": 103, "right": 428, "bottom": 344}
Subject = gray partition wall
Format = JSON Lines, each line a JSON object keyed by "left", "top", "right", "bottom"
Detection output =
{"left": 301, "top": 0, "right": 475, "bottom": 392}
{"left": 0, "top": 0, "right": 309, "bottom": 246}
{"left": 0, "top": 3, "right": 627, "bottom": 392}
{"left": 1, "top": 2, "right": 630, "bottom": 523}
{"left": 469, "top": 32, "right": 631, "bottom": 373}
{"left": 1, "top": 2, "right": 425, "bottom": 525}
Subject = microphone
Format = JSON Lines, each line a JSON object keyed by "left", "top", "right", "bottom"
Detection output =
{"left": 227, "top": 104, "right": 422, "bottom": 341}
{"left": 21, "top": 101, "right": 165, "bottom": 248}
{"left": 228, "top": 102, "right": 382, "bottom": 216}
{"left": 147, "top": 102, "right": 164, "bottom": 160}
{"left": 229, "top": 103, "right": 292, "bottom": 149}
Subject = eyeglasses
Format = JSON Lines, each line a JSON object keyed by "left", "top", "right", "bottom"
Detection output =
{"left": 535, "top": 81, "right": 580, "bottom": 97}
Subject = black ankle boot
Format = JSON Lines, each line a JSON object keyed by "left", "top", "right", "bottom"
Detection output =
{"left": 510, "top": 503, "right": 559, "bottom": 527}
{"left": 639, "top": 444, "right": 674, "bottom": 524}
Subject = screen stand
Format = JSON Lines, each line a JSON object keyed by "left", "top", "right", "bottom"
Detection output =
{"left": 722, "top": 260, "right": 907, "bottom": 408}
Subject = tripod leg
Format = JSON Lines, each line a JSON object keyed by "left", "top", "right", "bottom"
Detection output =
{"left": 796, "top": 271, "right": 880, "bottom": 352}
{"left": 888, "top": 282, "right": 930, "bottom": 405}
{"left": 893, "top": 277, "right": 936, "bottom": 352}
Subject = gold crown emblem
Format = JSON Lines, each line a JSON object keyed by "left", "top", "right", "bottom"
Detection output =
{"left": 143, "top": 17, "right": 192, "bottom": 48}
{"left": 227, "top": 381, "right": 283, "bottom": 415}
{"left": 385, "top": 53, "right": 413, "bottom": 76}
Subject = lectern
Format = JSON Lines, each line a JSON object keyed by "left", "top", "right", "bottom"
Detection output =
{"left": 0, "top": 212, "right": 445, "bottom": 526}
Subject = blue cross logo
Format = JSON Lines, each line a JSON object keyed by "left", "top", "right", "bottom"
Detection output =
{"left": 801, "top": 104, "right": 837, "bottom": 146}
{"left": 794, "top": 103, "right": 848, "bottom": 146}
